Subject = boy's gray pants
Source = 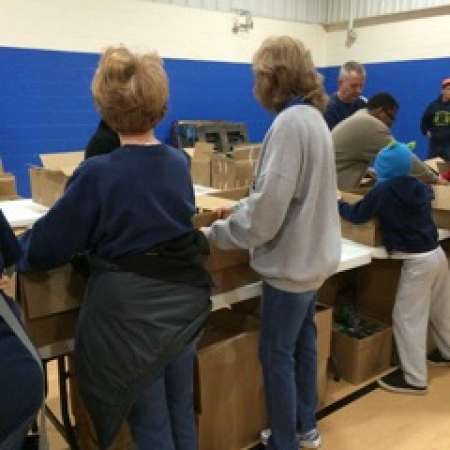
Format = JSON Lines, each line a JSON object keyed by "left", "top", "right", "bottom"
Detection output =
{"left": 393, "top": 246, "right": 450, "bottom": 387}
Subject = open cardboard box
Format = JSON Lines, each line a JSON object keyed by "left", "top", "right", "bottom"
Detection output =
{"left": 211, "top": 144, "right": 260, "bottom": 191}
{"left": 332, "top": 313, "right": 392, "bottom": 385}
{"left": 432, "top": 184, "right": 450, "bottom": 229}
{"left": 29, "top": 151, "right": 84, "bottom": 207}
{"left": 189, "top": 142, "right": 214, "bottom": 187}
{"left": 340, "top": 190, "right": 383, "bottom": 247}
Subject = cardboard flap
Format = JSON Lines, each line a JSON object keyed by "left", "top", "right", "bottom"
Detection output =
{"left": 196, "top": 195, "right": 237, "bottom": 212}
{"left": 40, "top": 151, "right": 84, "bottom": 176}
{"left": 425, "top": 157, "right": 445, "bottom": 174}
{"left": 232, "top": 145, "right": 261, "bottom": 160}
{"left": 193, "top": 143, "right": 214, "bottom": 161}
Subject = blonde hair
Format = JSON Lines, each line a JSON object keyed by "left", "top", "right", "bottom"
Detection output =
{"left": 252, "top": 36, "right": 328, "bottom": 113}
{"left": 92, "top": 46, "right": 169, "bottom": 134}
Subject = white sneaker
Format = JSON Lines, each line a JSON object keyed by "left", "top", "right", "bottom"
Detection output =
{"left": 260, "top": 428, "right": 321, "bottom": 448}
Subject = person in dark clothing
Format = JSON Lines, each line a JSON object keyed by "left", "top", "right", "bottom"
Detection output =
{"left": 339, "top": 141, "right": 450, "bottom": 395}
{"left": 84, "top": 119, "right": 120, "bottom": 159}
{"left": 18, "top": 46, "right": 211, "bottom": 450}
{"left": 0, "top": 211, "right": 44, "bottom": 450}
{"left": 324, "top": 61, "right": 367, "bottom": 129}
{"left": 421, "top": 78, "right": 450, "bottom": 160}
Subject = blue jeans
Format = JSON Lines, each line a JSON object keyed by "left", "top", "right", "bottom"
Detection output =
{"left": 260, "top": 283, "right": 317, "bottom": 450}
{"left": 127, "top": 343, "right": 197, "bottom": 450}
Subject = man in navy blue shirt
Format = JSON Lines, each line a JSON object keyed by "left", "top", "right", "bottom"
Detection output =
{"left": 324, "top": 61, "right": 367, "bottom": 129}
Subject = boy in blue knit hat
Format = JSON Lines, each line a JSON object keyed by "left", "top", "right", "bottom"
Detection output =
{"left": 339, "top": 141, "right": 450, "bottom": 394}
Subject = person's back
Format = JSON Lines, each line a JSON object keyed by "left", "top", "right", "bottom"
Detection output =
{"left": 334, "top": 93, "right": 438, "bottom": 190}
{"left": 333, "top": 108, "right": 391, "bottom": 189}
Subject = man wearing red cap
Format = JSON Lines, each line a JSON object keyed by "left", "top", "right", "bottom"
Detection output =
{"left": 420, "top": 78, "right": 450, "bottom": 160}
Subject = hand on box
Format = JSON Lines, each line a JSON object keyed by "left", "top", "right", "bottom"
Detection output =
{"left": 0, "top": 274, "right": 11, "bottom": 291}
{"left": 214, "top": 207, "right": 233, "bottom": 219}
{"left": 437, "top": 175, "right": 449, "bottom": 185}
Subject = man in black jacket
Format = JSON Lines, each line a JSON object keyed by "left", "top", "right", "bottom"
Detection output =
{"left": 84, "top": 119, "right": 120, "bottom": 159}
{"left": 420, "top": 78, "right": 450, "bottom": 160}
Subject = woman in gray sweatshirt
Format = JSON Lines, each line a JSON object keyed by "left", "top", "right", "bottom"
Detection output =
{"left": 203, "top": 36, "right": 341, "bottom": 450}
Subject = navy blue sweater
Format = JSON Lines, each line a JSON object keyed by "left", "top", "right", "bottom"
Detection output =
{"left": 0, "top": 212, "right": 43, "bottom": 440}
{"left": 19, "top": 144, "right": 196, "bottom": 271}
{"left": 324, "top": 93, "right": 367, "bottom": 130}
{"left": 339, "top": 175, "right": 438, "bottom": 253}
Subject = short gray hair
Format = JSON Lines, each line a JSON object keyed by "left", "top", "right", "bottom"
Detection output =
{"left": 339, "top": 61, "right": 366, "bottom": 80}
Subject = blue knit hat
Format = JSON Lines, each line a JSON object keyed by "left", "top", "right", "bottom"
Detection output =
{"left": 374, "top": 141, "right": 413, "bottom": 183}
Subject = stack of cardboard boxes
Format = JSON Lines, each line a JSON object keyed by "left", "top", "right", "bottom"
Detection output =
{"left": 189, "top": 142, "right": 261, "bottom": 191}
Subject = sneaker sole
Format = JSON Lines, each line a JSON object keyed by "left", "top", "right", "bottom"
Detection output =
{"left": 300, "top": 438, "right": 321, "bottom": 449}
{"left": 377, "top": 379, "right": 427, "bottom": 395}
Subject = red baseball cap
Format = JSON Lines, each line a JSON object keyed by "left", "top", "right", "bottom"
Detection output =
{"left": 442, "top": 78, "right": 450, "bottom": 88}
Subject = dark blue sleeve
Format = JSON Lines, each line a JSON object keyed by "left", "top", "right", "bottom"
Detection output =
{"left": 0, "top": 210, "right": 21, "bottom": 272}
{"left": 324, "top": 106, "right": 339, "bottom": 130}
{"left": 18, "top": 166, "right": 100, "bottom": 272}
{"left": 338, "top": 186, "right": 383, "bottom": 224}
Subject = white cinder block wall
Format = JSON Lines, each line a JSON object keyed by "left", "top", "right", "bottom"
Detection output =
{"left": 326, "top": 13, "right": 450, "bottom": 65}
{"left": 0, "top": 0, "right": 327, "bottom": 65}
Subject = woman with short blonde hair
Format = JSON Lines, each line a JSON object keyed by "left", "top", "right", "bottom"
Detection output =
{"left": 19, "top": 46, "right": 211, "bottom": 450}
{"left": 204, "top": 36, "right": 340, "bottom": 450}
{"left": 252, "top": 36, "right": 328, "bottom": 113}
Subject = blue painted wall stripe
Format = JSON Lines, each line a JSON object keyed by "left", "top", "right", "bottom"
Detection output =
{"left": 1, "top": 46, "right": 449, "bottom": 196}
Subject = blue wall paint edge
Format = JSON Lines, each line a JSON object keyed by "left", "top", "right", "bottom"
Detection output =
{"left": 1, "top": 46, "right": 449, "bottom": 196}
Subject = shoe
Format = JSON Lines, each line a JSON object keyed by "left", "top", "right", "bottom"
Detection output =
{"left": 427, "top": 349, "right": 450, "bottom": 366}
{"left": 377, "top": 371, "right": 427, "bottom": 395}
{"left": 299, "top": 429, "right": 321, "bottom": 448}
{"left": 260, "top": 428, "right": 321, "bottom": 448}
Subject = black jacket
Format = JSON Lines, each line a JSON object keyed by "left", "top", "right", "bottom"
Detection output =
{"left": 420, "top": 96, "right": 450, "bottom": 156}
{"left": 85, "top": 120, "right": 120, "bottom": 159}
{"left": 339, "top": 175, "right": 438, "bottom": 254}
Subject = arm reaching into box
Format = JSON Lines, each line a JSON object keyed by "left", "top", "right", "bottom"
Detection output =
{"left": 205, "top": 114, "right": 303, "bottom": 250}
{"left": 339, "top": 186, "right": 383, "bottom": 224}
{"left": 18, "top": 166, "right": 99, "bottom": 271}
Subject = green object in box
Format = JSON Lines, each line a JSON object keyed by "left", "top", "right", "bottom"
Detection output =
{"left": 334, "top": 304, "right": 386, "bottom": 339}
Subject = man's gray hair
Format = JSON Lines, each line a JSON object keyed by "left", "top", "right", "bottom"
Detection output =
{"left": 339, "top": 61, "right": 366, "bottom": 80}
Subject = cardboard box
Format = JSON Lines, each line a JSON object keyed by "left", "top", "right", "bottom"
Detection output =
{"left": 196, "top": 195, "right": 237, "bottom": 212}
{"left": 193, "top": 210, "right": 249, "bottom": 272}
{"left": 425, "top": 157, "right": 445, "bottom": 174}
{"left": 211, "top": 263, "right": 259, "bottom": 295}
{"left": 211, "top": 144, "right": 260, "bottom": 190}
{"left": 190, "top": 142, "right": 214, "bottom": 187}
{"left": 207, "top": 187, "right": 249, "bottom": 201}
{"left": 197, "top": 310, "right": 266, "bottom": 450}
{"left": 332, "top": 316, "right": 392, "bottom": 384}
{"left": 0, "top": 158, "right": 18, "bottom": 199}
{"left": 432, "top": 184, "right": 450, "bottom": 229}
{"left": 0, "top": 173, "right": 18, "bottom": 199}
{"left": 30, "top": 151, "right": 84, "bottom": 207}
{"left": 16, "top": 264, "right": 86, "bottom": 348}
{"left": 340, "top": 191, "right": 383, "bottom": 246}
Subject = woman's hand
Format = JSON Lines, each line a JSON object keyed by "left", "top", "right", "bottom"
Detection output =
{"left": 214, "top": 208, "right": 233, "bottom": 219}
{"left": 0, "top": 274, "right": 12, "bottom": 291}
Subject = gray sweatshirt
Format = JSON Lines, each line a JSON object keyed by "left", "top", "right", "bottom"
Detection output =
{"left": 206, "top": 105, "right": 341, "bottom": 293}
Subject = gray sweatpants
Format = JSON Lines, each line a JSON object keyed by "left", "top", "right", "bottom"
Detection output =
{"left": 393, "top": 246, "right": 450, "bottom": 387}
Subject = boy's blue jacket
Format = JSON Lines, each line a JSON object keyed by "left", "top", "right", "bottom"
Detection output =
{"left": 339, "top": 175, "right": 438, "bottom": 253}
